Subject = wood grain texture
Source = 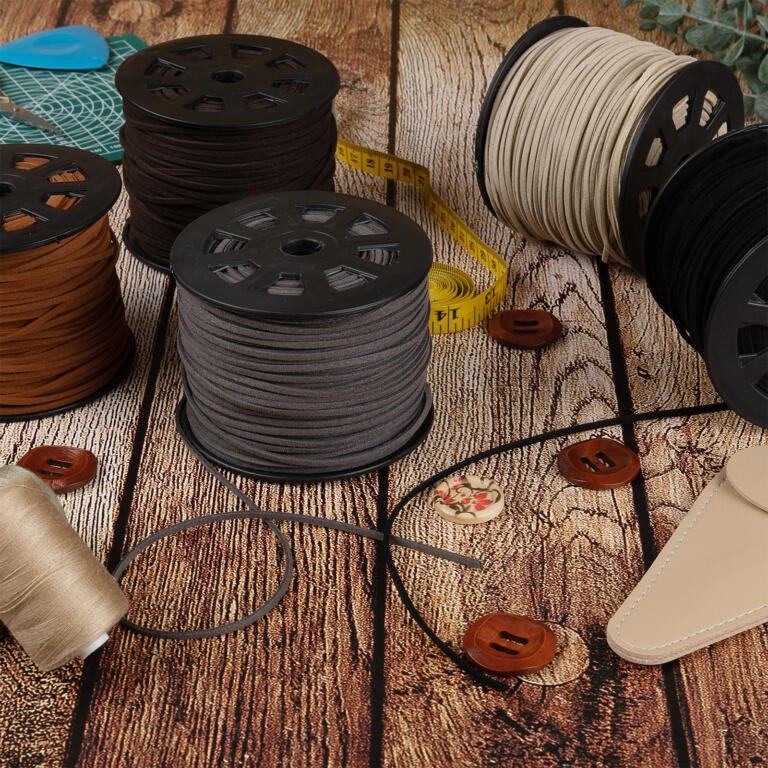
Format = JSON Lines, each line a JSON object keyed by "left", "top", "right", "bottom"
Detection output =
{"left": 69, "top": 2, "right": 394, "bottom": 767}
{"left": 66, "top": 0, "right": 229, "bottom": 39}
{"left": 381, "top": 1, "right": 680, "bottom": 766}
{"left": 566, "top": 3, "right": 768, "bottom": 765}
{"left": 1, "top": 1, "right": 766, "bottom": 766}
{"left": 0, "top": 1, "right": 226, "bottom": 766}
{"left": 0, "top": 146, "right": 170, "bottom": 768}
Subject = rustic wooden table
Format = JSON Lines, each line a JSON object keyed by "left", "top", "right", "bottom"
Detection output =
{"left": 1, "top": 1, "right": 766, "bottom": 766}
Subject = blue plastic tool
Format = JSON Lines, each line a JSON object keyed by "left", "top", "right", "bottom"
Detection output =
{"left": 0, "top": 26, "right": 110, "bottom": 70}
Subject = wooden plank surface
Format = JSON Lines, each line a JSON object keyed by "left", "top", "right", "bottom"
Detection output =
{"left": 1, "top": 1, "right": 766, "bottom": 767}
{"left": 67, "top": 3, "right": 394, "bottom": 768}
{"left": 566, "top": 2, "right": 768, "bottom": 765}
{"left": 0, "top": 4, "right": 172, "bottom": 767}
{"left": 380, "top": 1, "right": 684, "bottom": 766}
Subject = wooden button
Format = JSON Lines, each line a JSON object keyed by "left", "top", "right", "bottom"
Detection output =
{"left": 489, "top": 309, "right": 562, "bottom": 349}
{"left": 17, "top": 446, "right": 98, "bottom": 494}
{"left": 463, "top": 612, "right": 557, "bottom": 676}
{"left": 433, "top": 474, "right": 504, "bottom": 525}
{"left": 558, "top": 437, "right": 640, "bottom": 489}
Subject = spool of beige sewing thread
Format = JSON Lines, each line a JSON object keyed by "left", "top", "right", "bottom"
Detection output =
{"left": 0, "top": 465, "right": 128, "bottom": 671}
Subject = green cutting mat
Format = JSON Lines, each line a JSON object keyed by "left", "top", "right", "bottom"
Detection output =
{"left": 0, "top": 34, "right": 147, "bottom": 162}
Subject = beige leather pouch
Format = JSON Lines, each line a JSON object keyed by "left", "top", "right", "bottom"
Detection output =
{"left": 607, "top": 445, "right": 768, "bottom": 665}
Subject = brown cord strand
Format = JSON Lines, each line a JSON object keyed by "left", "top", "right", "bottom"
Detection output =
{"left": 120, "top": 102, "right": 337, "bottom": 268}
{"left": 0, "top": 217, "right": 132, "bottom": 417}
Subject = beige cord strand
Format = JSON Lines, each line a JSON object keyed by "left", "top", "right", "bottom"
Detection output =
{"left": 484, "top": 26, "right": 711, "bottom": 265}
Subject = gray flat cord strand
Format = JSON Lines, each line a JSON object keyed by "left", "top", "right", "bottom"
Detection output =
{"left": 114, "top": 450, "right": 482, "bottom": 640}
{"left": 115, "top": 278, "right": 480, "bottom": 639}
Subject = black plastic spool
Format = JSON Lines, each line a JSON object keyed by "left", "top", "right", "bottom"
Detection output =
{"left": 0, "top": 144, "right": 135, "bottom": 423}
{"left": 645, "top": 125, "right": 768, "bottom": 427}
{"left": 474, "top": 16, "right": 744, "bottom": 271}
{"left": 116, "top": 34, "right": 341, "bottom": 275}
{"left": 171, "top": 190, "right": 435, "bottom": 482}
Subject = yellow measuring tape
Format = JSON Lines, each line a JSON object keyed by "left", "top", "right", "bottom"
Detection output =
{"left": 336, "top": 137, "right": 508, "bottom": 335}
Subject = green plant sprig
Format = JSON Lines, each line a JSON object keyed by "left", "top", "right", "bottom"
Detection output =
{"left": 620, "top": 0, "right": 768, "bottom": 120}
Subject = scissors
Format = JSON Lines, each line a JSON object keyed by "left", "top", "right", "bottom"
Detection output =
{"left": 0, "top": 87, "right": 63, "bottom": 136}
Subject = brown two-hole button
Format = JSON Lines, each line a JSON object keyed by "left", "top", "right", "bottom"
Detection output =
{"left": 489, "top": 309, "right": 562, "bottom": 349}
{"left": 17, "top": 446, "right": 98, "bottom": 494}
{"left": 463, "top": 612, "right": 557, "bottom": 676}
{"left": 558, "top": 437, "right": 640, "bottom": 490}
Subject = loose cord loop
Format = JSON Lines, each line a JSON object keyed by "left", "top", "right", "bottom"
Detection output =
{"left": 384, "top": 402, "right": 729, "bottom": 691}
{"left": 114, "top": 449, "right": 481, "bottom": 641}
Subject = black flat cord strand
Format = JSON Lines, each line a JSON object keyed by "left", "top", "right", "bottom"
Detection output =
{"left": 383, "top": 401, "right": 728, "bottom": 691}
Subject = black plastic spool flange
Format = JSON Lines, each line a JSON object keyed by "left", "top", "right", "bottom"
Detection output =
{"left": 115, "top": 34, "right": 340, "bottom": 131}
{"left": 115, "top": 34, "right": 341, "bottom": 275}
{"left": 0, "top": 144, "right": 121, "bottom": 253}
{"left": 645, "top": 125, "right": 768, "bottom": 428}
{"left": 175, "top": 395, "right": 435, "bottom": 484}
{"left": 121, "top": 219, "right": 171, "bottom": 274}
{"left": 0, "top": 144, "right": 135, "bottom": 422}
{"left": 474, "top": 16, "right": 744, "bottom": 271}
{"left": 171, "top": 189, "right": 435, "bottom": 482}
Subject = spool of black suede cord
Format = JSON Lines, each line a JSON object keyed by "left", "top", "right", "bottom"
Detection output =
{"left": 115, "top": 35, "right": 341, "bottom": 271}
{"left": 644, "top": 125, "right": 768, "bottom": 426}
{"left": 646, "top": 128, "right": 766, "bottom": 351}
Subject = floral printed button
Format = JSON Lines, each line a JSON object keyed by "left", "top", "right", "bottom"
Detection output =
{"left": 433, "top": 474, "right": 504, "bottom": 524}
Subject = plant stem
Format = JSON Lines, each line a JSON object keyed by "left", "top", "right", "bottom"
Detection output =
{"left": 684, "top": 12, "right": 766, "bottom": 43}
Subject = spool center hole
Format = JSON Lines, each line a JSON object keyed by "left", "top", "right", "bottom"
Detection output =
{"left": 281, "top": 238, "right": 323, "bottom": 256}
{"left": 212, "top": 68, "right": 245, "bottom": 83}
{"left": 0, "top": 182, "right": 15, "bottom": 197}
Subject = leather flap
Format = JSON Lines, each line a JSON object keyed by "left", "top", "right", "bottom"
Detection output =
{"left": 607, "top": 445, "right": 768, "bottom": 665}
{"left": 726, "top": 444, "right": 768, "bottom": 513}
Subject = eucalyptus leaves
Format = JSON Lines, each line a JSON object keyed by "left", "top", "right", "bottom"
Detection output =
{"left": 621, "top": 0, "right": 768, "bottom": 119}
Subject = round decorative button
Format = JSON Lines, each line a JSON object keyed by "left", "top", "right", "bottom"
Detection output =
{"left": 433, "top": 474, "right": 504, "bottom": 525}
{"left": 557, "top": 437, "right": 640, "bottom": 490}
{"left": 515, "top": 623, "right": 590, "bottom": 686}
{"left": 489, "top": 309, "right": 563, "bottom": 349}
{"left": 17, "top": 446, "right": 98, "bottom": 494}
{"left": 463, "top": 612, "right": 557, "bottom": 676}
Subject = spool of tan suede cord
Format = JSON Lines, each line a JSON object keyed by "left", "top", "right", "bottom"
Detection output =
{"left": 0, "top": 466, "right": 128, "bottom": 671}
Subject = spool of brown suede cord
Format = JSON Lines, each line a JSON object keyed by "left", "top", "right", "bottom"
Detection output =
{"left": 0, "top": 209, "right": 132, "bottom": 417}
{"left": 116, "top": 35, "right": 342, "bottom": 270}
{"left": 120, "top": 102, "right": 337, "bottom": 268}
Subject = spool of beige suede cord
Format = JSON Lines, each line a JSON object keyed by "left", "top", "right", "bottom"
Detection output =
{"left": 476, "top": 19, "right": 743, "bottom": 270}
{"left": 0, "top": 466, "right": 128, "bottom": 671}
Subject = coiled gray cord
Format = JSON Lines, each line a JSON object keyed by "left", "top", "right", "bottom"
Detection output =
{"left": 113, "top": 275, "right": 475, "bottom": 639}
{"left": 177, "top": 279, "right": 433, "bottom": 474}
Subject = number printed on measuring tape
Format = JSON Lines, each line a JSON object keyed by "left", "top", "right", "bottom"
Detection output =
{"left": 336, "top": 137, "right": 508, "bottom": 335}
